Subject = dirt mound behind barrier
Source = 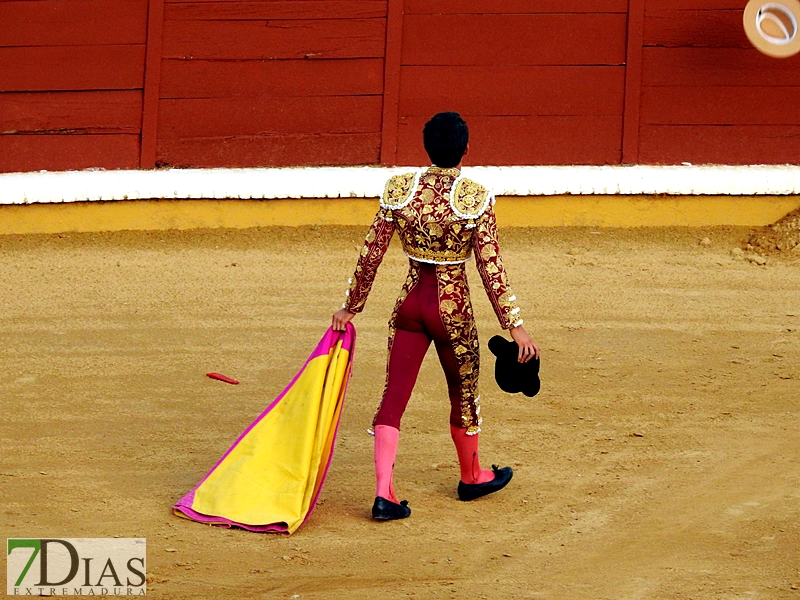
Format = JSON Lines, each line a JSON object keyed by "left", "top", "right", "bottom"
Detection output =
{"left": 746, "top": 207, "right": 800, "bottom": 256}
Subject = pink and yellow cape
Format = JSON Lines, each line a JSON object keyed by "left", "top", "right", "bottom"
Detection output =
{"left": 173, "top": 325, "right": 355, "bottom": 534}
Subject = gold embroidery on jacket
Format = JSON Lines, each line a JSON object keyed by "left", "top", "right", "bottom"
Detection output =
{"left": 405, "top": 246, "right": 471, "bottom": 264}
{"left": 450, "top": 178, "right": 492, "bottom": 219}
{"left": 390, "top": 168, "right": 477, "bottom": 265}
{"left": 473, "top": 204, "right": 523, "bottom": 328}
{"left": 381, "top": 172, "right": 418, "bottom": 210}
{"left": 437, "top": 264, "right": 482, "bottom": 434}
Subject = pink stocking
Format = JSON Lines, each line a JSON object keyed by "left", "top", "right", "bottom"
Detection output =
{"left": 374, "top": 424, "right": 400, "bottom": 503}
{"left": 450, "top": 425, "right": 494, "bottom": 484}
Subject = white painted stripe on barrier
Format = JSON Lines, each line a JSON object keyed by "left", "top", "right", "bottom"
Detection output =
{"left": 470, "top": 165, "right": 800, "bottom": 196}
{"left": 1, "top": 165, "right": 798, "bottom": 205}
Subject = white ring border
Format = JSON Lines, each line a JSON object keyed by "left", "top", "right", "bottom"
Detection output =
{"left": 1, "top": 165, "right": 800, "bottom": 206}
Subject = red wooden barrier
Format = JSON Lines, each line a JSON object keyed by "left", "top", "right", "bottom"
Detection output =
{"left": 160, "top": 96, "right": 383, "bottom": 139}
{"left": 140, "top": 0, "right": 164, "bottom": 168}
{"left": 0, "top": 46, "right": 145, "bottom": 92}
{"left": 1, "top": 91, "right": 142, "bottom": 134}
{"left": 159, "top": 58, "right": 384, "bottom": 99}
{"left": 163, "top": 2, "right": 387, "bottom": 21}
{"left": 401, "top": 14, "right": 627, "bottom": 66}
{"left": 404, "top": 1, "right": 629, "bottom": 14}
{"left": 0, "top": 134, "right": 140, "bottom": 173}
{"left": 395, "top": 4, "right": 628, "bottom": 166}
{"left": 0, "top": 0, "right": 147, "bottom": 172}
{"left": 397, "top": 116, "right": 623, "bottom": 166}
{"left": 155, "top": 0, "right": 386, "bottom": 167}
{"left": 642, "top": 47, "right": 800, "bottom": 86}
{"left": 162, "top": 19, "right": 386, "bottom": 60}
{"left": 1, "top": 0, "right": 799, "bottom": 172}
{"left": 0, "top": 0, "right": 147, "bottom": 47}
{"left": 379, "top": 0, "right": 403, "bottom": 164}
{"left": 644, "top": 8, "right": 751, "bottom": 48}
{"left": 399, "top": 67, "right": 625, "bottom": 119}
{"left": 622, "top": 0, "right": 645, "bottom": 163}
{"left": 639, "top": 0, "right": 800, "bottom": 164}
{"left": 157, "top": 133, "right": 381, "bottom": 168}
{"left": 639, "top": 125, "right": 800, "bottom": 164}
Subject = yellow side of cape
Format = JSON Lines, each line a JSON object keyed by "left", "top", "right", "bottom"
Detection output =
{"left": 186, "top": 340, "right": 350, "bottom": 534}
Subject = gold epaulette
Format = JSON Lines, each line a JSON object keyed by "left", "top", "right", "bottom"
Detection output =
{"left": 380, "top": 172, "right": 419, "bottom": 210}
{"left": 450, "top": 177, "right": 492, "bottom": 219}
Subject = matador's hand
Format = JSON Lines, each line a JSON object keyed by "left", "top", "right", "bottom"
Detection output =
{"left": 510, "top": 325, "right": 540, "bottom": 362}
{"left": 332, "top": 308, "right": 356, "bottom": 332}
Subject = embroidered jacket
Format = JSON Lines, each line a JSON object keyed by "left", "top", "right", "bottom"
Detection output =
{"left": 343, "top": 167, "right": 523, "bottom": 329}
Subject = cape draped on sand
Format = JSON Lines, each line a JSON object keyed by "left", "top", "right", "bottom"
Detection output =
{"left": 173, "top": 324, "right": 355, "bottom": 534}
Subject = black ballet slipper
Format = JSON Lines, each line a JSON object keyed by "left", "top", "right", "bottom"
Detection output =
{"left": 372, "top": 496, "right": 411, "bottom": 521}
{"left": 457, "top": 465, "right": 514, "bottom": 501}
{"left": 488, "top": 335, "right": 541, "bottom": 397}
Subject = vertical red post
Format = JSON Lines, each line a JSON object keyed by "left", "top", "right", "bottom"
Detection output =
{"left": 140, "top": 0, "right": 165, "bottom": 169}
{"left": 621, "top": 0, "right": 645, "bottom": 164}
{"left": 380, "top": 0, "right": 404, "bottom": 166}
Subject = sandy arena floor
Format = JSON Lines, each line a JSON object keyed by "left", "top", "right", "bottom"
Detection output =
{"left": 1, "top": 225, "right": 799, "bottom": 599}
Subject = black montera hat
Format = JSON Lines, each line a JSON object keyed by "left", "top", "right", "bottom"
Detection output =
{"left": 488, "top": 335, "right": 541, "bottom": 397}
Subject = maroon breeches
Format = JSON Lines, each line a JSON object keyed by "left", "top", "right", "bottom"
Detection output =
{"left": 373, "top": 264, "right": 464, "bottom": 430}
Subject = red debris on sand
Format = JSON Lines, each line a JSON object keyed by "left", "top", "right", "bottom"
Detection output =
{"left": 207, "top": 372, "right": 239, "bottom": 385}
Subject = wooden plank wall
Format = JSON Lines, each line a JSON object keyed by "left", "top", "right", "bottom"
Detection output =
{"left": 155, "top": 0, "right": 387, "bottom": 167}
{"left": 2, "top": 0, "right": 800, "bottom": 173}
{"left": 638, "top": 0, "right": 800, "bottom": 164}
{"left": 0, "top": 0, "right": 147, "bottom": 172}
{"left": 390, "top": 0, "right": 629, "bottom": 166}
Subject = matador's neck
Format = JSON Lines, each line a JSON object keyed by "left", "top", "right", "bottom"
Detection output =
{"left": 426, "top": 165, "right": 461, "bottom": 177}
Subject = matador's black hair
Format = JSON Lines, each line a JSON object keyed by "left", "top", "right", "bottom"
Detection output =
{"left": 422, "top": 112, "right": 469, "bottom": 169}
